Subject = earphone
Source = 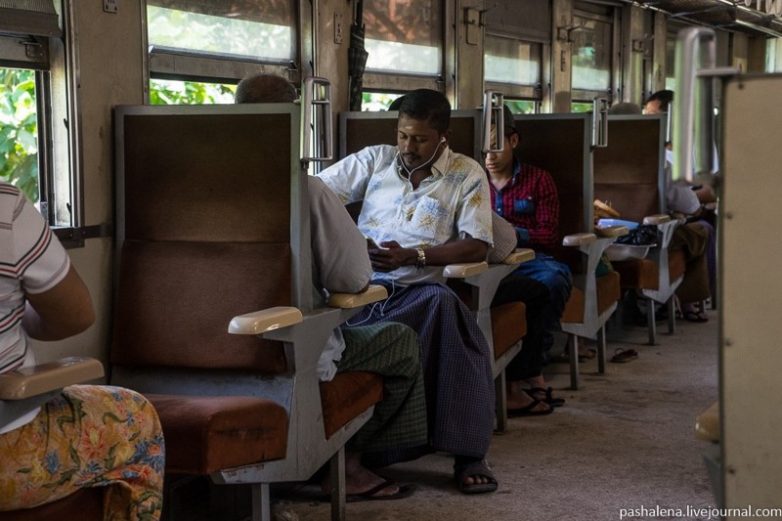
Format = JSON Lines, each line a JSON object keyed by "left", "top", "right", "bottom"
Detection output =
{"left": 397, "top": 137, "right": 447, "bottom": 178}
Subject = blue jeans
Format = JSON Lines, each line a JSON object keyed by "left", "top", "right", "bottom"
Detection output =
{"left": 513, "top": 254, "right": 572, "bottom": 351}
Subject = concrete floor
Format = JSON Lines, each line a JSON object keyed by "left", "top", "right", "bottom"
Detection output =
{"left": 274, "top": 311, "right": 720, "bottom": 521}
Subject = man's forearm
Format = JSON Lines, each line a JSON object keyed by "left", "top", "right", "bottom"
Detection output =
{"left": 420, "top": 238, "right": 489, "bottom": 266}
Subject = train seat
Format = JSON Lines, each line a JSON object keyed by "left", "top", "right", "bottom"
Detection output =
{"left": 110, "top": 104, "right": 386, "bottom": 521}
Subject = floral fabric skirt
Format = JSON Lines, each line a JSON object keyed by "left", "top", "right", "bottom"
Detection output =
{"left": 0, "top": 385, "right": 164, "bottom": 521}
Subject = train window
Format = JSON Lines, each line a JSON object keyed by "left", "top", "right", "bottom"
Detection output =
{"left": 505, "top": 99, "right": 537, "bottom": 115}
{"left": 363, "top": 0, "right": 442, "bottom": 87}
{"left": 0, "top": 1, "right": 81, "bottom": 229}
{"left": 766, "top": 37, "right": 782, "bottom": 72}
{"left": 484, "top": 36, "right": 542, "bottom": 87}
{"left": 361, "top": 91, "right": 405, "bottom": 111}
{"left": 570, "top": 101, "right": 593, "bottom": 113}
{"left": 665, "top": 31, "right": 677, "bottom": 90}
{"left": 149, "top": 79, "right": 237, "bottom": 105}
{"left": 146, "top": 0, "right": 297, "bottom": 85}
{"left": 571, "top": 11, "right": 613, "bottom": 102}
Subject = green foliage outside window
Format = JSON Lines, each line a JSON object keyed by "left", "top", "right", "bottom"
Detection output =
{"left": 0, "top": 68, "right": 39, "bottom": 202}
{"left": 571, "top": 102, "right": 594, "bottom": 113}
{"left": 149, "top": 79, "right": 237, "bottom": 105}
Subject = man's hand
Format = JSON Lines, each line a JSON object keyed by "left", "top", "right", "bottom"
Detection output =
{"left": 369, "top": 240, "right": 417, "bottom": 272}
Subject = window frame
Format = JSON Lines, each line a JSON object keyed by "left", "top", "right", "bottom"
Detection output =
{"left": 571, "top": 8, "right": 616, "bottom": 104}
{"left": 142, "top": 0, "right": 302, "bottom": 99}
{"left": 483, "top": 32, "right": 546, "bottom": 101}
{"left": 0, "top": 0, "right": 85, "bottom": 245}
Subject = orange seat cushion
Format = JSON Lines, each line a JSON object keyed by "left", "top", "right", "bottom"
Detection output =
{"left": 0, "top": 488, "right": 103, "bottom": 521}
{"left": 613, "top": 258, "right": 659, "bottom": 290}
{"left": 320, "top": 371, "right": 384, "bottom": 439}
{"left": 491, "top": 302, "right": 526, "bottom": 359}
{"left": 147, "top": 394, "right": 288, "bottom": 475}
{"left": 561, "top": 271, "right": 621, "bottom": 325}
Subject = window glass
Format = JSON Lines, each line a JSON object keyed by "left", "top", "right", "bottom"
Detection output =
{"left": 364, "top": 0, "right": 442, "bottom": 75}
{"left": 0, "top": 67, "right": 39, "bottom": 202}
{"left": 506, "top": 99, "right": 536, "bottom": 114}
{"left": 484, "top": 35, "right": 541, "bottom": 86}
{"left": 146, "top": 1, "right": 295, "bottom": 62}
{"left": 665, "top": 35, "right": 676, "bottom": 91}
{"left": 149, "top": 79, "right": 237, "bottom": 105}
{"left": 766, "top": 37, "right": 782, "bottom": 73}
{"left": 361, "top": 91, "right": 405, "bottom": 111}
{"left": 571, "top": 15, "right": 612, "bottom": 91}
{"left": 571, "top": 101, "right": 593, "bottom": 113}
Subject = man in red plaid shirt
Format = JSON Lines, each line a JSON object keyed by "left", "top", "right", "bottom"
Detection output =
{"left": 484, "top": 107, "right": 572, "bottom": 354}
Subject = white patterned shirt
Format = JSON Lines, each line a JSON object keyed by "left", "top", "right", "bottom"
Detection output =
{"left": 0, "top": 183, "right": 70, "bottom": 433}
{"left": 318, "top": 145, "right": 493, "bottom": 286}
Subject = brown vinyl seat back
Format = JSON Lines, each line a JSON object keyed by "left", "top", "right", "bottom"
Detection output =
{"left": 112, "top": 105, "right": 306, "bottom": 375}
{"left": 513, "top": 114, "right": 593, "bottom": 265}
{"left": 593, "top": 115, "right": 667, "bottom": 221}
{"left": 339, "top": 110, "right": 482, "bottom": 159}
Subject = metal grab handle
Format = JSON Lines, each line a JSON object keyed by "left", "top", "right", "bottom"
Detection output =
{"left": 592, "top": 97, "right": 609, "bottom": 148}
{"left": 673, "top": 28, "right": 717, "bottom": 182}
{"left": 482, "top": 90, "right": 505, "bottom": 154}
{"left": 302, "top": 77, "right": 333, "bottom": 162}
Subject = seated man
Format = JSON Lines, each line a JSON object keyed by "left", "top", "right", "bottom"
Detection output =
{"left": 316, "top": 88, "right": 498, "bottom": 494}
{"left": 484, "top": 106, "right": 573, "bottom": 356}
{"left": 236, "top": 74, "right": 426, "bottom": 500}
{"left": 489, "top": 214, "right": 564, "bottom": 415}
{"left": 643, "top": 92, "right": 715, "bottom": 321}
{"left": 0, "top": 183, "right": 165, "bottom": 520}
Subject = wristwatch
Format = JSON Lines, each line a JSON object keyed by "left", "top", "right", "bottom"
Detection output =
{"left": 416, "top": 247, "right": 427, "bottom": 268}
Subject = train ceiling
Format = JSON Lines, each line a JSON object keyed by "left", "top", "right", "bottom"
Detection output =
{"left": 631, "top": 0, "right": 782, "bottom": 36}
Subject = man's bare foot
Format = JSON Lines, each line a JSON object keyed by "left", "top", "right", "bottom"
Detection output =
{"left": 506, "top": 381, "right": 551, "bottom": 413}
{"left": 321, "top": 452, "right": 400, "bottom": 497}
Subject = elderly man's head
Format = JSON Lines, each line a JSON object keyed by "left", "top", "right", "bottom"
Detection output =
{"left": 643, "top": 90, "right": 673, "bottom": 115}
{"left": 235, "top": 74, "right": 297, "bottom": 104}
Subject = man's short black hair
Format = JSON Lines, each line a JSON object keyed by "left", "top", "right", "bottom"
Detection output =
{"left": 644, "top": 90, "right": 674, "bottom": 112}
{"left": 235, "top": 73, "right": 297, "bottom": 103}
{"left": 397, "top": 89, "right": 451, "bottom": 133}
{"left": 387, "top": 94, "right": 406, "bottom": 111}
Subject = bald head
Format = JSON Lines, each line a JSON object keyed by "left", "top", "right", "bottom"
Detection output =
{"left": 235, "top": 74, "right": 297, "bottom": 104}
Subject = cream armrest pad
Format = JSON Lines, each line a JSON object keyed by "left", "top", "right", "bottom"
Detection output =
{"left": 328, "top": 284, "right": 388, "bottom": 309}
{"left": 503, "top": 248, "right": 535, "bottom": 265}
{"left": 0, "top": 357, "right": 104, "bottom": 400}
{"left": 695, "top": 401, "right": 720, "bottom": 443}
{"left": 443, "top": 261, "right": 489, "bottom": 278}
{"left": 562, "top": 233, "right": 597, "bottom": 247}
{"left": 596, "top": 225, "right": 629, "bottom": 238}
{"left": 228, "top": 306, "right": 303, "bottom": 335}
{"left": 643, "top": 214, "right": 672, "bottom": 225}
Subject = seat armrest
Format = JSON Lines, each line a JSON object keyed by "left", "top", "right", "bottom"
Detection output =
{"left": 443, "top": 261, "right": 489, "bottom": 278}
{"left": 643, "top": 214, "right": 671, "bottom": 225}
{"left": 0, "top": 357, "right": 104, "bottom": 400}
{"left": 328, "top": 284, "right": 388, "bottom": 309}
{"left": 502, "top": 248, "right": 535, "bottom": 265}
{"left": 595, "top": 225, "right": 629, "bottom": 238}
{"left": 228, "top": 306, "right": 303, "bottom": 335}
{"left": 562, "top": 233, "right": 597, "bottom": 247}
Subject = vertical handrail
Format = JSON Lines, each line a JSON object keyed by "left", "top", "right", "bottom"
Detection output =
{"left": 482, "top": 90, "right": 505, "bottom": 154}
{"left": 673, "top": 28, "right": 717, "bottom": 182}
{"left": 592, "top": 97, "right": 609, "bottom": 148}
{"left": 302, "top": 77, "right": 333, "bottom": 162}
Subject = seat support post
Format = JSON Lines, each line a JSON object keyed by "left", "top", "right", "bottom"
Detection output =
{"left": 646, "top": 300, "right": 657, "bottom": 345}
{"left": 330, "top": 447, "right": 346, "bottom": 521}
{"left": 568, "top": 335, "right": 580, "bottom": 390}
{"left": 597, "top": 326, "right": 607, "bottom": 374}
{"left": 495, "top": 370, "right": 508, "bottom": 432}
{"left": 667, "top": 298, "right": 676, "bottom": 334}
{"left": 250, "top": 483, "right": 270, "bottom": 521}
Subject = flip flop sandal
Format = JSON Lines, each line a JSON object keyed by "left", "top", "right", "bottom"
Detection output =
{"left": 523, "top": 387, "right": 566, "bottom": 407}
{"left": 507, "top": 398, "right": 554, "bottom": 417}
{"left": 345, "top": 481, "right": 416, "bottom": 502}
{"left": 454, "top": 459, "right": 498, "bottom": 495}
{"left": 610, "top": 348, "right": 639, "bottom": 363}
{"left": 682, "top": 310, "right": 709, "bottom": 323}
{"left": 578, "top": 347, "right": 597, "bottom": 362}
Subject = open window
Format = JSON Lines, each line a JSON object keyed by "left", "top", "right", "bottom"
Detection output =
{"left": 145, "top": 0, "right": 298, "bottom": 104}
{"left": 571, "top": 3, "right": 615, "bottom": 111}
{"left": 0, "top": 0, "right": 81, "bottom": 231}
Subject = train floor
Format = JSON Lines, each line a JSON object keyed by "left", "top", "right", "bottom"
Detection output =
{"left": 172, "top": 307, "right": 719, "bottom": 521}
